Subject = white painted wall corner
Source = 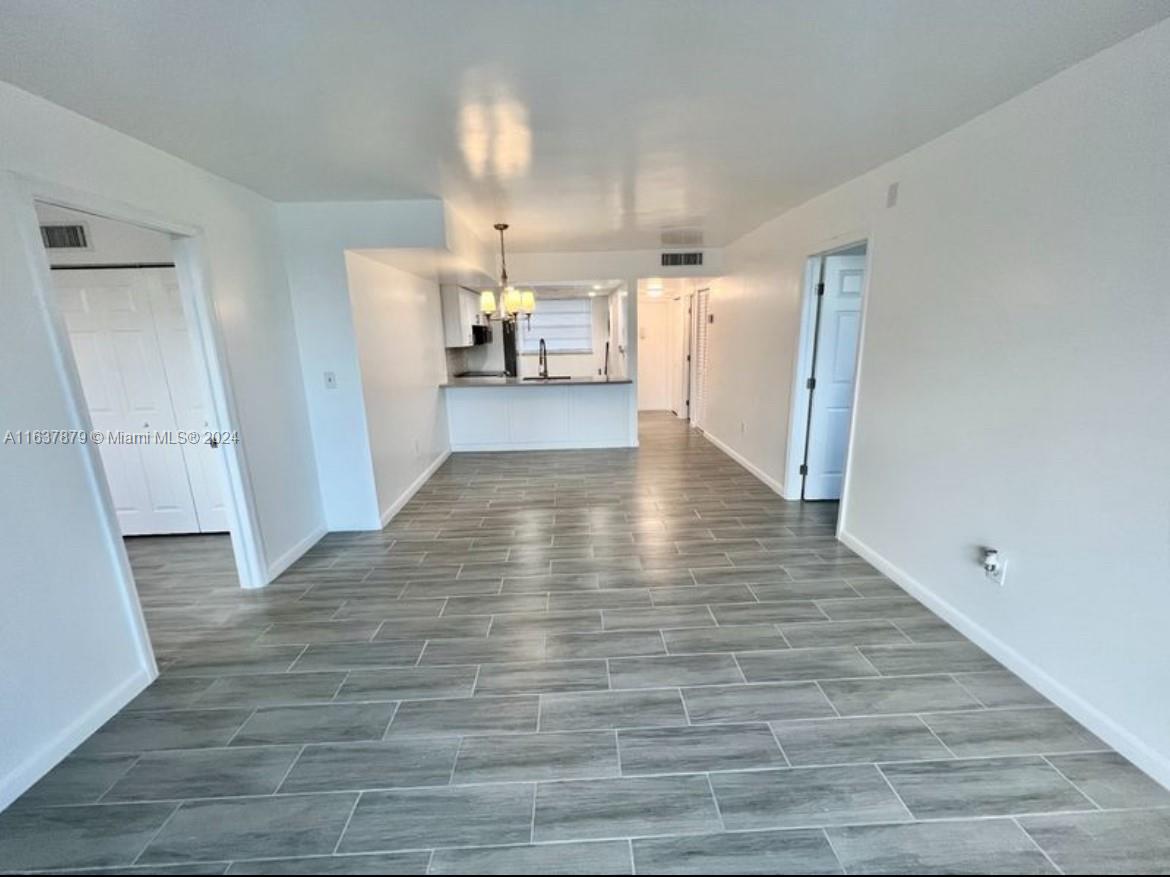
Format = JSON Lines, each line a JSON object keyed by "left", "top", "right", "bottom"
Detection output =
{"left": 380, "top": 450, "right": 452, "bottom": 527}
{"left": 701, "top": 429, "right": 785, "bottom": 497}
{"left": 838, "top": 528, "right": 1170, "bottom": 792}
{"left": 265, "top": 524, "right": 327, "bottom": 581}
{"left": 0, "top": 666, "right": 153, "bottom": 812}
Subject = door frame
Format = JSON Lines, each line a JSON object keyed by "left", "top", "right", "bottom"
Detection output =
{"left": 684, "top": 291, "right": 694, "bottom": 422}
{"left": 784, "top": 237, "right": 873, "bottom": 503}
{"left": 8, "top": 172, "right": 268, "bottom": 592}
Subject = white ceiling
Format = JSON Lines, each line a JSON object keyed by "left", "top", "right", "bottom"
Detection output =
{"left": 1, "top": 1, "right": 1165, "bottom": 251}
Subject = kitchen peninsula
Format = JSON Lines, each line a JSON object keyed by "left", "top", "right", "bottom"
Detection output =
{"left": 437, "top": 224, "right": 635, "bottom": 451}
{"left": 442, "top": 375, "right": 635, "bottom": 451}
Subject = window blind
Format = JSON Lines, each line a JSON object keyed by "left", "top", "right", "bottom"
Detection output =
{"left": 520, "top": 298, "right": 593, "bottom": 354}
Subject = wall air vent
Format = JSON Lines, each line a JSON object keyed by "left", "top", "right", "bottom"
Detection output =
{"left": 661, "top": 251, "right": 703, "bottom": 267}
{"left": 40, "top": 224, "right": 90, "bottom": 249}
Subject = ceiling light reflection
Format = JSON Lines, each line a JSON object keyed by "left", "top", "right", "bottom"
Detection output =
{"left": 458, "top": 91, "right": 531, "bottom": 181}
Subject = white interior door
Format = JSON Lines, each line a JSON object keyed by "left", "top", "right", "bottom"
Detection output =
{"left": 684, "top": 293, "right": 694, "bottom": 421}
{"left": 55, "top": 269, "right": 200, "bottom": 534}
{"left": 636, "top": 300, "right": 670, "bottom": 410}
{"left": 147, "top": 270, "right": 230, "bottom": 532}
{"left": 804, "top": 253, "right": 866, "bottom": 500}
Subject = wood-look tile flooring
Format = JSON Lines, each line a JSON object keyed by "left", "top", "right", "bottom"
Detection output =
{"left": 3, "top": 413, "right": 1169, "bottom": 874}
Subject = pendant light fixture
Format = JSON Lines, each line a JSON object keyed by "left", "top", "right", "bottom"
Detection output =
{"left": 480, "top": 223, "right": 535, "bottom": 324}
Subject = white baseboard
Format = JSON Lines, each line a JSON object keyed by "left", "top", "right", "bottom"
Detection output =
{"left": 0, "top": 666, "right": 153, "bottom": 812}
{"left": 702, "top": 430, "right": 786, "bottom": 498}
{"left": 380, "top": 450, "right": 451, "bottom": 527}
{"left": 265, "top": 523, "right": 327, "bottom": 582}
{"left": 838, "top": 528, "right": 1170, "bottom": 791}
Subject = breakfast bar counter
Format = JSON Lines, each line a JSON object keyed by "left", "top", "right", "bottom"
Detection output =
{"left": 441, "top": 376, "right": 632, "bottom": 388}
{"left": 442, "top": 377, "right": 635, "bottom": 450}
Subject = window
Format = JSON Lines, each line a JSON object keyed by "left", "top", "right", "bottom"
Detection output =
{"left": 520, "top": 297, "right": 593, "bottom": 354}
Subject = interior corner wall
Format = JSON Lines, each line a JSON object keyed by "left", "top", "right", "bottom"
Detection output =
{"left": 344, "top": 252, "right": 451, "bottom": 523}
{"left": 277, "top": 200, "right": 448, "bottom": 530}
{"left": 706, "top": 20, "right": 1170, "bottom": 785}
{"left": 0, "top": 81, "right": 324, "bottom": 809}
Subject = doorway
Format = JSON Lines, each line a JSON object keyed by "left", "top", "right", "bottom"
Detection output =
{"left": 787, "top": 242, "right": 868, "bottom": 501}
{"left": 635, "top": 277, "right": 711, "bottom": 426}
{"left": 27, "top": 197, "right": 263, "bottom": 588}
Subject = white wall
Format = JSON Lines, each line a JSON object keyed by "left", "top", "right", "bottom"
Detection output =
{"left": 0, "top": 81, "right": 323, "bottom": 809}
{"left": 278, "top": 201, "right": 446, "bottom": 530}
{"left": 278, "top": 200, "right": 490, "bottom": 530}
{"left": 704, "top": 21, "right": 1170, "bottom": 785}
{"left": 636, "top": 298, "right": 671, "bottom": 410}
{"left": 345, "top": 252, "right": 451, "bottom": 523}
{"left": 35, "top": 203, "right": 174, "bottom": 265}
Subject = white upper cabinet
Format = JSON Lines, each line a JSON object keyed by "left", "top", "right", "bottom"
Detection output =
{"left": 440, "top": 285, "right": 481, "bottom": 348}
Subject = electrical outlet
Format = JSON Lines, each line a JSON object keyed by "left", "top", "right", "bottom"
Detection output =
{"left": 323, "top": 371, "right": 338, "bottom": 390}
{"left": 986, "top": 558, "right": 1007, "bottom": 586}
{"left": 981, "top": 548, "right": 1007, "bottom": 586}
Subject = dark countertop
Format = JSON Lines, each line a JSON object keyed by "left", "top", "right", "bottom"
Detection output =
{"left": 441, "top": 376, "right": 633, "bottom": 388}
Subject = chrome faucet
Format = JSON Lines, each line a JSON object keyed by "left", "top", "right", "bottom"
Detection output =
{"left": 538, "top": 338, "right": 549, "bottom": 379}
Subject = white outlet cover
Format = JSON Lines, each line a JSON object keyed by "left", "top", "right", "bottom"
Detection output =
{"left": 987, "top": 558, "right": 1008, "bottom": 587}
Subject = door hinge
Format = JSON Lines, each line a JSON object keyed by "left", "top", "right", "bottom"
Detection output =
{"left": 806, "top": 377, "right": 816, "bottom": 390}
{"left": 799, "top": 463, "right": 808, "bottom": 476}
{"left": 816, "top": 282, "right": 825, "bottom": 296}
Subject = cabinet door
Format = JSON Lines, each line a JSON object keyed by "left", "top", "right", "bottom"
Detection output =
{"left": 459, "top": 288, "right": 480, "bottom": 346}
{"left": 441, "top": 285, "right": 471, "bottom": 347}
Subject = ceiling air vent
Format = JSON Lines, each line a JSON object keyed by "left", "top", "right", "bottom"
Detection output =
{"left": 661, "top": 251, "right": 703, "bottom": 267}
{"left": 40, "top": 223, "right": 89, "bottom": 249}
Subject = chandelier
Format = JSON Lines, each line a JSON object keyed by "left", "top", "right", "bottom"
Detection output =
{"left": 479, "top": 223, "right": 535, "bottom": 324}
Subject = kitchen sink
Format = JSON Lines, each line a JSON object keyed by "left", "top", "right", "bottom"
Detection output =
{"left": 522, "top": 375, "right": 572, "bottom": 381}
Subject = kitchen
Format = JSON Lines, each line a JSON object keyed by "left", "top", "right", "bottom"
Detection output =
{"left": 438, "top": 275, "right": 634, "bottom": 451}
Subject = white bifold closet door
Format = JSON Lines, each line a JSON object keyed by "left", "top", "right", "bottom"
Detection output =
{"left": 54, "top": 268, "right": 228, "bottom": 535}
{"left": 691, "top": 288, "right": 711, "bottom": 429}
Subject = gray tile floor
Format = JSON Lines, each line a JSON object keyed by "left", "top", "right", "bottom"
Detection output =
{"left": 3, "top": 412, "right": 1169, "bottom": 874}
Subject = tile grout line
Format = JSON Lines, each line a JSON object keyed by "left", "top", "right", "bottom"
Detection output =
{"left": 331, "top": 791, "right": 364, "bottom": 855}
{"left": 1011, "top": 815, "right": 1066, "bottom": 874}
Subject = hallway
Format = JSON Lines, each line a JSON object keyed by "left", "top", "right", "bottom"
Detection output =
{"left": 1, "top": 414, "right": 1167, "bottom": 873}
